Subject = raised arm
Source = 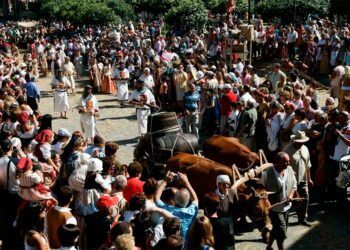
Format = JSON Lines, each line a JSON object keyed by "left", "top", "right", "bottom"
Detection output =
{"left": 179, "top": 173, "right": 198, "bottom": 203}
{"left": 155, "top": 171, "right": 174, "bottom": 202}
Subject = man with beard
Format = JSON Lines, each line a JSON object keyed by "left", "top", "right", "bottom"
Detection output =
{"left": 129, "top": 79, "right": 156, "bottom": 136}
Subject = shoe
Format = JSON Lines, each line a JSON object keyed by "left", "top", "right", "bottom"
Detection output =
{"left": 299, "top": 220, "right": 312, "bottom": 227}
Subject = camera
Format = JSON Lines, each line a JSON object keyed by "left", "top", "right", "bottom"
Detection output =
{"left": 172, "top": 174, "right": 180, "bottom": 181}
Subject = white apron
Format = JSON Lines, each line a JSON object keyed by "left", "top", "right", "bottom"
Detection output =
{"left": 80, "top": 113, "right": 96, "bottom": 139}
{"left": 117, "top": 81, "right": 129, "bottom": 100}
{"left": 54, "top": 89, "right": 69, "bottom": 112}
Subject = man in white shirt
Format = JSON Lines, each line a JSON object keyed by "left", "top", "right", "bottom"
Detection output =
{"left": 0, "top": 140, "right": 20, "bottom": 249}
{"left": 330, "top": 59, "right": 345, "bottom": 99}
{"left": 329, "top": 111, "right": 350, "bottom": 201}
{"left": 287, "top": 26, "right": 298, "bottom": 60}
{"left": 260, "top": 152, "right": 297, "bottom": 250}
{"left": 235, "top": 58, "right": 244, "bottom": 74}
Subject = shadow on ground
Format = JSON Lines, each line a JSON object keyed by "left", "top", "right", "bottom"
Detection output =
{"left": 98, "top": 114, "right": 136, "bottom": 121}
{"left": 115, "top": 137, "right": 139, "bottom": 146}
{"left": 289, "top": 202, "right": 350, "bottom": 250}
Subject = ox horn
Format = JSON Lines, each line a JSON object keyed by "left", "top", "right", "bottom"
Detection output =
{"left": 230, "top": 162, "right": 273, "bottom": 191}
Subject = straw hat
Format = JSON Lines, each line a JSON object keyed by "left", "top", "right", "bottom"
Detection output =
{"left": 291, "top": 131, "right": 309, "bottom": 143}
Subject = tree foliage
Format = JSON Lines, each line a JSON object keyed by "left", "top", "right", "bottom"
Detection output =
{"left": 132, "top": 0, "right": 176, "bottom": 16}
{"left": 40, "top": 0, "right": 123, "bottom": 25}
{"left": 203, "top": 0, "right": 226, "bottom": 14}
{"left": 165, "top": 0, "right": 208, "bottom": 33}
{"left": 255, "top": 0, "right": 331, "bottom": 18}
{"left": 38, "top": 0, "right": 331, "bottom": 27}
{"left": 105, "top": 0, "right": 136, "bottom": 21}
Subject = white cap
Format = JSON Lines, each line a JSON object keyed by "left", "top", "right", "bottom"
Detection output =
{"left": 87, "top": 158, "right": 103, "bottom": 172}
{"left": 58, "top": 128, "right": 71, "bottom": 137}
{"left": 196, "top": 70, "right": 204, "bottom": 79}
{"left": 11, "top": 137, "right": 22, "bottom": 148}
{"left": 223, "top": 84, "right": 232, "bottom": 89}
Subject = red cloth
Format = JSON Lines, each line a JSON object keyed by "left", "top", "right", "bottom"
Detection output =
{"left": 123, "top": 177, "right": 144, "bottom": 202}
{"left": 17, "top": 158, "right": 32, "bottom": 172}
{"left": 219, "top": 90, "right": 237, "bottom": 116}
{"left": 18, "top": 111, "right": 29, "bottom": 124}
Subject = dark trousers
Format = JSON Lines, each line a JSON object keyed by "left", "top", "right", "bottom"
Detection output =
{"left": 27, "top": 96, "right": 38, "bottom": 111}
{"left": 296, "top": 182, "right": 309, "bottom": 221}
{"left": 288, "top": 42, "right": 296, "bottom": 59}
{"left": 269, "top": 210, "right": 289, "bottom": 242}
{"left": 0, "top": 191, "right": 21, "bottom": 250}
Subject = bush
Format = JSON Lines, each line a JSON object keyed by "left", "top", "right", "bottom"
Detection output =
{"left": 165, "top": 0, "right": 208, "bottom": 33}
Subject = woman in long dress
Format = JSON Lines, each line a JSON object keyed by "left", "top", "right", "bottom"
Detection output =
{"left": 90, "top": 58, "right": 102, "bottom": 93}
{"left": 102, "top": 59, "right": 115, "bottom": 94}
{"left": 51, "top": 69, "right": 70, "bottom": 118}
{"left": 79, "top": 85, "right": 99, "bottom": 143}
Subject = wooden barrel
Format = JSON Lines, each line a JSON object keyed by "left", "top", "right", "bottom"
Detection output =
{"left": 153, "top": 132, "right": 199, "bottom": 163}
{"left": 147, "top": 112, "right": 181, "bottom": 134}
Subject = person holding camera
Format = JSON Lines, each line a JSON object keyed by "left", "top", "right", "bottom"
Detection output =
{"left": 155, "top": 171, "right": 199, "bottom": 243}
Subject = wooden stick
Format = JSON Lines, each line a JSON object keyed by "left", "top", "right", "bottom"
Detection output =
{"left": 267, "top": 198, "right": 307, "bottom": 210}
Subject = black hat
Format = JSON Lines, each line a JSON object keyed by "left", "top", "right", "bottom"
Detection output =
{"left": 85, "top": 85, "right": 93, "bottom": 89}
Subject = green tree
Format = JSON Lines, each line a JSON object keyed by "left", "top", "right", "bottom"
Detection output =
{"left": 132, "top": 0, "right": 176, "bottom": 16}
{"left": 255, "top": 0, "right": 330, "bottom": 18}
{"left": 105, "top": 0, "right": 136, "bottom": 21}
{"left": 39, "top": 0, "right": 120, "bottom": 25}
{"left": 203, "top": 0, "right": 226, "bottom": 14}
{"left": 165, "top": 0, "right": 208, "bottom": 33}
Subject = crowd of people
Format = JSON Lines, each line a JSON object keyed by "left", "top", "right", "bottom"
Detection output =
{"left": 0, "top": 11, "right": 349, "bottom": 250}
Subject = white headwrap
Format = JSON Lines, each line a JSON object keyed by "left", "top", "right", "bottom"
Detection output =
{"left": 216, "top": 175, "right": 231, "bottom": 187}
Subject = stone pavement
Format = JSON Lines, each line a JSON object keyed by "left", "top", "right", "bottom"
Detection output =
{"left": 37, "top": 75, "right": 139, "bottom": 164}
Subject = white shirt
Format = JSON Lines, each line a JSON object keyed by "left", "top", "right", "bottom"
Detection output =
{"left": 139, "top": 74, "right": 155, "bottom": 89}
{"left": 0, "top": 156, "right": 19, "bottom": 194}
{"left": 287, "top": 30, "right": 298, "bottom": 43}
{"left": 332, "top": 123, "right": 350, "bottom": 161}
{"left": 129, "top": 88, "right": 155, "bottom": 109}
{"left": 235, "top": 62, "right": 244, "bottom": 74}
{"left": 331, "top": 65, "right": 345, "bottom": 87}
{"left": 260, "top": 167, "right": 297, "bottom": 212}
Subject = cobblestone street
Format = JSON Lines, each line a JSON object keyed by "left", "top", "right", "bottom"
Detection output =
{"left": 38, "top": 75, "right": 139, "bottom": 164}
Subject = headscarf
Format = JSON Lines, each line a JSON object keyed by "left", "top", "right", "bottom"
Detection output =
{"left": 17, "top": 111, "right": 29, "bottom": 124}
{"left": 35, "top": 129, "right": 54, "bottom": 144}
{"left": 215, "top": 175, "right": 231, "bottom": 198}
{"left": 17, "top": 158, "right": 32, "bottom": 172}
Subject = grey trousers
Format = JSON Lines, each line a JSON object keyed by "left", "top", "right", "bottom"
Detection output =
{"left": 296, "top": 181, "right": 309, "bottom": 222}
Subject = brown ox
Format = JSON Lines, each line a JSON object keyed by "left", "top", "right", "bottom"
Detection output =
{"left": 203, "top": 136, "right": 259, "bottom": 169}
{"left": 166, "top": 153, "right": 272, "bottom": 242}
